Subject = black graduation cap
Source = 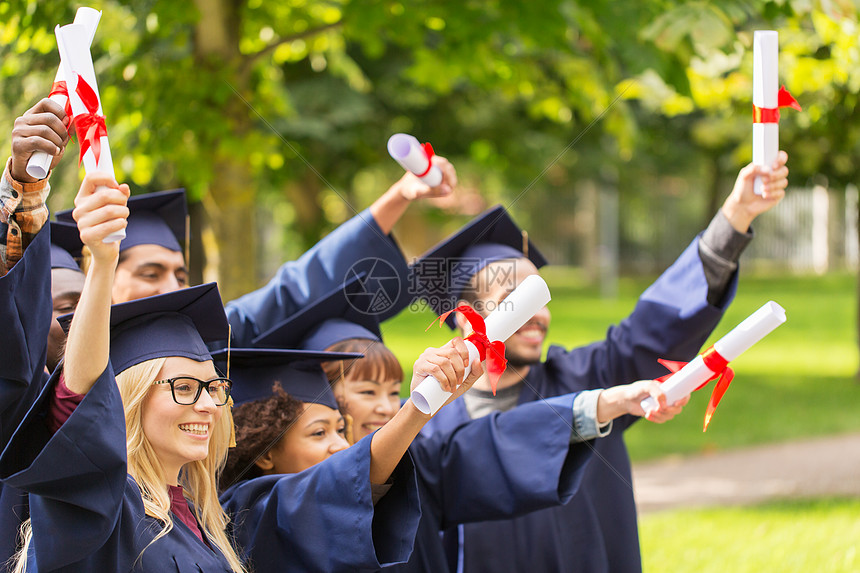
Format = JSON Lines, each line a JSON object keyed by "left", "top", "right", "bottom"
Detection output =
{"left": 210, "top": 348, "right": 363, "bottom": 409}
{"left": 252, "top": 276, "right": 383, "bottom": 352}
{"left": 56, "top": 188, "right": 187, "bottom": 254}
{"left": 58, "top": 282, "right": 227, "bottom": 374}
{"left": 409, "top": 205, "right": 548, "bottom": 328}
{"left": 50, "top": 220, "right": 84, "bottom": 272}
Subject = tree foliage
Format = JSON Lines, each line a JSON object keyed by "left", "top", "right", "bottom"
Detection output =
{"left": 0, "top": 0, "right": 857, "bottom": 300}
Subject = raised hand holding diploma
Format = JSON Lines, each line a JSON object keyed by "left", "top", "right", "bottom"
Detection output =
{"left": 752, "top": 30, "right": 801, "bottom": 196}
{"left": 26, "top": 7, "right": 101, "bottom": 181}
{"left": 388, "top": 133, "right": 443, "bottom": 187}
{"left": 641, "top": 301, "right": 787, "bottom": 431}
{"left": 413, "top": 274, "right": 552, "bottom": 415}
{"left": 55, "top": 21, "right": 124, "bottom": 243}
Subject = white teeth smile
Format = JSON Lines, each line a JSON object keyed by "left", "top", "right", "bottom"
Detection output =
{"left": 179, "top": 423, "right": 209, "bottom": 436}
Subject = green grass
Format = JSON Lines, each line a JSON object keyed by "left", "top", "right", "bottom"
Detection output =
{"left": 640, "top": 498, "right": 860, "bottom": 572}
{"left": 382, "top": 269, "right": 860, "bottom": 461}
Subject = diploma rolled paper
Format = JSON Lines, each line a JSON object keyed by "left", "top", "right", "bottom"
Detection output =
{"left": 752, "top": 31, "right": 800, "bottom": 196}
{"left": 641, "top": 301, "right": 786, "bottom": 425}
{"left": 411, "top": 274, "right": 552, "bottom": 415}
{"left": 752, "top": 31, "right": 778, "bottom": 196}
{"left": 55, "top": 22, "right": 124, "bottom": 243}
{"left": 387, "top": 133, "right": 443, "bottom": 187}
{"left": 26, "top": 7, "right": 101, "bottom": 181}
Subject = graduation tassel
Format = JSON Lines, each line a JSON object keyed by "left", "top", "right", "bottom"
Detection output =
{"left": 343, "top": 413, "right": 355, "bottom": 446}
{"left": 226, "top": 324, "right": 236, "bottom": 447}
{"left": 521, "top": 230, "right": 529, "bottom": 259}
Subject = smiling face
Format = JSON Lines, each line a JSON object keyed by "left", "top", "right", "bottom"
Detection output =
{"left": 141, "top": 356, "right": 223, "bottom": 483}
{"left": 47, "top": 267, "right": 85, "bottom": 372}
{"left": 321, "top": 340, "right": 405, "bottom": 443}
{"left": 332, "top": 376, "right": 401, "bottom": 442}
{"left": 462, "top": 258, "right": 550, "bottom": 367}
{"left": 263, "top": 403, "right": 349, "bottom": 474}
{"left": 112, "top": 244, "right": 188, "bottom": 303}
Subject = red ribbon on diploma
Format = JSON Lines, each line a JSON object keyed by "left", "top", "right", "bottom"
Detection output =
{"left": 655, "top": 346, "right": 735, "bottom": 432}
{"left": 72, "top": 74, "right": 107, "bottom": 166}
{"left": 49, "top": 81, "right": 74, "bottom": 124}
{"left": 416, "top": 142, "right": 435, "bottom": 178}
{"left": 427, "top": 305, "right": 508, "bottom": 395}
{"left": 753, "top": 85, "right": 802, "bottom": 123}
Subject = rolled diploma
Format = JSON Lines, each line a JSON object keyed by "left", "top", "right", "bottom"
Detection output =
{"left": 27, "top": 7, "right": 102, "bottom": 180}
{"left": 752, "top": 30, "right": 778, "bottom": 196}
{"left": 387, "top": 133, "right": 443, "bottom": 187}
{"left": 411, "top": 274, "right": 552, "bottom": 415}
{"left": 55, "top": 23, "right": 124, "bottom": 243}
{"left": 641, "top": 301, "right": 786, "bottom": 414}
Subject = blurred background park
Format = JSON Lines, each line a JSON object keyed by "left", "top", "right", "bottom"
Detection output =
{"left": 2, "top": 1, "right": 858, "bottom": 571}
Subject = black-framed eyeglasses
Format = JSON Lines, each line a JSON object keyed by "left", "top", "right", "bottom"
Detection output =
{"left": 152, "top": 376, "right": 233, "bottom": 406}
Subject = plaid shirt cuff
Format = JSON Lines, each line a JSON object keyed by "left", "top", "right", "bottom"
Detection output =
{"left": 1, "top": 157, "right": 51, "bottom": 275}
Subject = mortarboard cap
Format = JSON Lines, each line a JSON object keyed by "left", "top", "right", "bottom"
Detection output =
{"left": 253, "top": 276, "right": 383, "bottom": 352}
{"left": 211, "top": 348, "right": 362, "bottom": 409}
{"left": 409, "top": 205, "right": 548, "bottom": 327}
{"left": 59, "top": 282, "right": 227, "bottom": 374}
{"left": 56, "top": 189, "right": 187, "bottom": 254}
{"left": 50, "top": 221, "right": 84, "bottom": 272}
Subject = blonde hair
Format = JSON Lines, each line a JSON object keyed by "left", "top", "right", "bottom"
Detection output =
{"left": 12, "top": 357, "right": 246, "bottom": 573}
{"left": 9, "top": 519, "right": 31, "bottom": 573}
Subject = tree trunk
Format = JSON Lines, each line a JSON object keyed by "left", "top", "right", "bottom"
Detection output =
{"left": 191, "top": 0, "right": 258, "bottom": 302}
{"left": 284, "top": 170, "right": 327, "bottom": 252}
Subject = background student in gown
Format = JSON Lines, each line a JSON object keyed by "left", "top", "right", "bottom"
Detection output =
{"left": 0, "top": 97, "right": 70, "bottom": 565}
{"left": 411, "top": 161, "right": 789, "bottom": 572}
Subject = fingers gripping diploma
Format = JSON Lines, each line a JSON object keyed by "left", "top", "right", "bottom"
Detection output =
{"left": 10, "top": 98, "right": 70, "bottom": 183}
{"left": 597, "top": 381, "right": 690, "bottom": 426}
{"left": 72, "top": 172, "right": 130, "bottom": 261}
{"left": 723, "top": 150, "right": 789, "bottom": 233}
{"left": 410, "top": 338, "right": 485, "bottom": 412}
{"left": 397, "top": 155, "right": 457, "bottom": 201}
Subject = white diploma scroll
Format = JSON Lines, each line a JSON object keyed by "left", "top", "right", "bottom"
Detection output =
{"left": 387, "top": 133, "right": 443, "bottom": 187}
{"left": 55, "top": 22, "right": 124, "bottom": 243}
{"left": 411, "top": 274, "right": 552, "bottom": 416}
{"left": 752, "top": 30, "right": 778, "bottom": 196}
{"left": 26, "top": 8, "right": 101, "bottom": 180}
{"left": 641, "top": 301, "right": 786, "bottom": 414}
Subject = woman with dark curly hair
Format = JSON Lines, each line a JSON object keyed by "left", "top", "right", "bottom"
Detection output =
{"left": 214, "top": 342, "right": 485, "bottom": 572}
{"left": 220, "top": 380, "right": 305, "bottom": 487}
{"left": 216, "top": 349, "right": 356, "bottom": 489}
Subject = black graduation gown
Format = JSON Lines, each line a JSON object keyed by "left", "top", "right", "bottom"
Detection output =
{"left": 427, "top": 237, "right": 737, "bottom": 572}
{"left": 0, "top": 365, "right": 236, "bottom": 571}
{"left": 220, "top": 436, "right": 423, "bottom": 573}
{"left": 0, "top": 224, "right": 51, "bottom": 564}
{"left": 381, "top": 392, "right": 594, "bottom": 573}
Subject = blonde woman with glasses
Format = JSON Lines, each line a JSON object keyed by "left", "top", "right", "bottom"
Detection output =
{"left": 0, "top": 172, "right": 481, "bottom": 572}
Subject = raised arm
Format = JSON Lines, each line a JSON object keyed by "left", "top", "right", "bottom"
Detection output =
{"left": 368, "top": 338, "right": 482, "bottom": 484}
{"left": 370, "top": 155, "right": 457, "bottom": 234}
{"left": 64, "top": 173, "right": 129, "bottom": 395}
{"left": 1, "top": 98, "right": 69, "bottom": 275}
